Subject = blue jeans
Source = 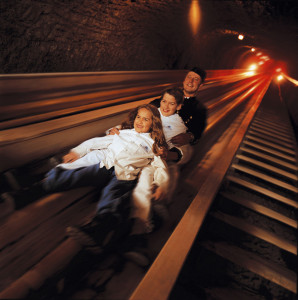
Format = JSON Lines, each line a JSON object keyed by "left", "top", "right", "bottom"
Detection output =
{"left": 43, "top": 164, "right": 137, "bottom": 219}
{"left": 43, "top": 164, "right": 113, "bottom": 193}
{"left": 97, "top": 172, "right": 137, "bottom": 219}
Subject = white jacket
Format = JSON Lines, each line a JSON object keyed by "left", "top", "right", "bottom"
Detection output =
{"left": 57, "top": 129, "right": 169, "bottom": 188}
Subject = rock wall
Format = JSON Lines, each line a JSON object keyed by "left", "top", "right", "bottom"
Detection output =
{"left": 1, "top": 1, "right": 297, "bottom": 76}
{"left": 1, "top": 0, "right": 206, "bottom": 73}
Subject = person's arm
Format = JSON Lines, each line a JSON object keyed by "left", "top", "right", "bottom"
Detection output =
{"left": 70, "top": 136, "right": 114, "bottom": 158}
{"left": 169, "top": 132, "right": 194, "bottom": 147}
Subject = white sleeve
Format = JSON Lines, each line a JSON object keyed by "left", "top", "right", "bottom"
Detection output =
{"left": 105, "top": 125, "right": 122, "bottom": 135}
{"left": 151, "top": 156, "right": 169, "bottom": 190}
{"left": 71, "top": 135, "right": 114, "bottom": 157}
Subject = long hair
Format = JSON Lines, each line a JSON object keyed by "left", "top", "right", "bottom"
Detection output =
{"left": 121, "top": 104, "right": 167, "bottom": 155}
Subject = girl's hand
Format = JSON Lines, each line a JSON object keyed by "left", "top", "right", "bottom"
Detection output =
{"left": 152, "top": 185, "right": 165, "bottom": 201}
{"left": 108, "top": 128, "right": 120, "bottom": 135}
{"left": 62, "top": 151, "right": 80, "bottom": 163}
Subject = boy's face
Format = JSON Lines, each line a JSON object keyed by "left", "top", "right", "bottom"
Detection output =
{"left": 134, "top": 108, "right": 153, "bottom": 133}
{"left": 160, "top": 93, "right": 181, "bottom": 117}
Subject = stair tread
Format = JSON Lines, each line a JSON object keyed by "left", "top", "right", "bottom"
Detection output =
{"left": 201, "top": 240, "right": 297, "bottom": 293}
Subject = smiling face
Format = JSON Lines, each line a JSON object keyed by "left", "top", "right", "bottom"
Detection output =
{"left": 133, "top": 108, "right": 153, "bottom": 133}
{"left": 160, "top": 92, "right": 181, "bottom": 117}
{"left": 183, "top": 71, "right": 202, "bottom": 97}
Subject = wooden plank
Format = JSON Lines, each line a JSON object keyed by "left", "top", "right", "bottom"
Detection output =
{"left": 248, "top": 129, "right": 294, "bottom": 148}
{"left": 201, "top": 241, "right": 297, "bottom": 293}
{"left": 236, "top": 154, "right": 298, "bottom": 181}
{"left": 0, "top": 90, "right": 167, "bottom": 130}
{"left": 0, "top": 238, "right": 82, "bottom": 299}
{"left": 211, "top": 211, "right": 297, "bottom": 254}
{"left": 253, "top": 118, "right": 292, "bottom": 134}
{"left": 0, "top": 193, "right": 95, "bottom": 291}
{"left": 239, "top": 146, "right": 298, "bottom": 171}
{"left": 227, "top": 175, "right": 298, "bottom": 208}
{"left": 220, "top": 191, "right": 297, "bottom": 229}
{"left": 250, "top": 125, "right": 294, "bottom": 143}
{"left": 0, "top": 187, "right": 94, "bottom": 249}
{"left": 245, "top": 135, "right": 296, "bottom": 155}
{"left": 243, "top": 141, "right": 296, "bottom": 162}
{"left": 231, "top": 163, "right": 298, "bottom": 193}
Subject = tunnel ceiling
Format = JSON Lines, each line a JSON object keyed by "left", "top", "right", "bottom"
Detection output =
{"left": 0, "top": 0, "right": 297, "bottom": 76}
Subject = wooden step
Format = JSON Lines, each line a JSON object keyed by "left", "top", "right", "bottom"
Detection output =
{"left": 235, "top": 154, "right": 298, "bottom": 181}
{"left": 220, "top": 191, "right": 297, "bottom": 229}
{"left": 227, "top": 175, "right": 298, "bottom": 209}
{"left": 211, "top": 211, "right": 297, "bottom": 254}
{"left": 245, "top": 135, "right": 296, "bottom": 156}
{"left": 250, "top": 125, "right": 294, "bottom": 143}
{"left": 231, "top": 163, "right": 298, "bottom": 193}
{"left": 201, "top": 241, "right": 297, "bottom": 293}
{"left": 239, "top": 146, "right": 298, "bottom": 172}
{"left": 248, "top": 129, "right": 294, "bottom": 148}
{"left": 253, "top": 118, "right": 292, "bottom": 134}
{"left": 243, "top": 141, "right": 296, "bottom": 162}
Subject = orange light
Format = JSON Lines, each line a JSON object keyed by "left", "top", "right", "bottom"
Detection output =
{"left": 256, "top": 52, "right": 262, "bottom": 56}
{"left": 251, "top": 48, "right": 255, "bottom": 52}
{"left": 189, "top": 0, "right": 201, "bottom": 35}
{"left": 238, "top": 34, "right": 244, "bottom": 40}
{"left": 277, "top": 75, "right": 283, "bottom": 81}
{"left": 275, "top": 68, "right": 282, "bottom": 72}
{"left": 248, "top": 64, "right": 257, "bottom": 71}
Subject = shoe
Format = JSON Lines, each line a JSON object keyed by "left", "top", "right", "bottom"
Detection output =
{"left": 66, "top": 215, "right": 117, "bottom": 255}
{"left": 120, "top": 234, "right": 151, "bottom": 267}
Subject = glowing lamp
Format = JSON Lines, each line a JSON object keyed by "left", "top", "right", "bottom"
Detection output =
{"left": 248, "top": 64, "right": 257, "bottom": 71}
{"left": 238, "top": 34, "right": 244, "bottom": 40}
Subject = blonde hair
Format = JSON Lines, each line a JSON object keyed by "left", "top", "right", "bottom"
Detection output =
{"left": 121, "top": 104, "right": 168, "bottom": 155}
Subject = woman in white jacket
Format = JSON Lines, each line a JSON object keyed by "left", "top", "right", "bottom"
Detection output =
{"left": 57, "top": 104, "right": 169, "bottom": 254}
